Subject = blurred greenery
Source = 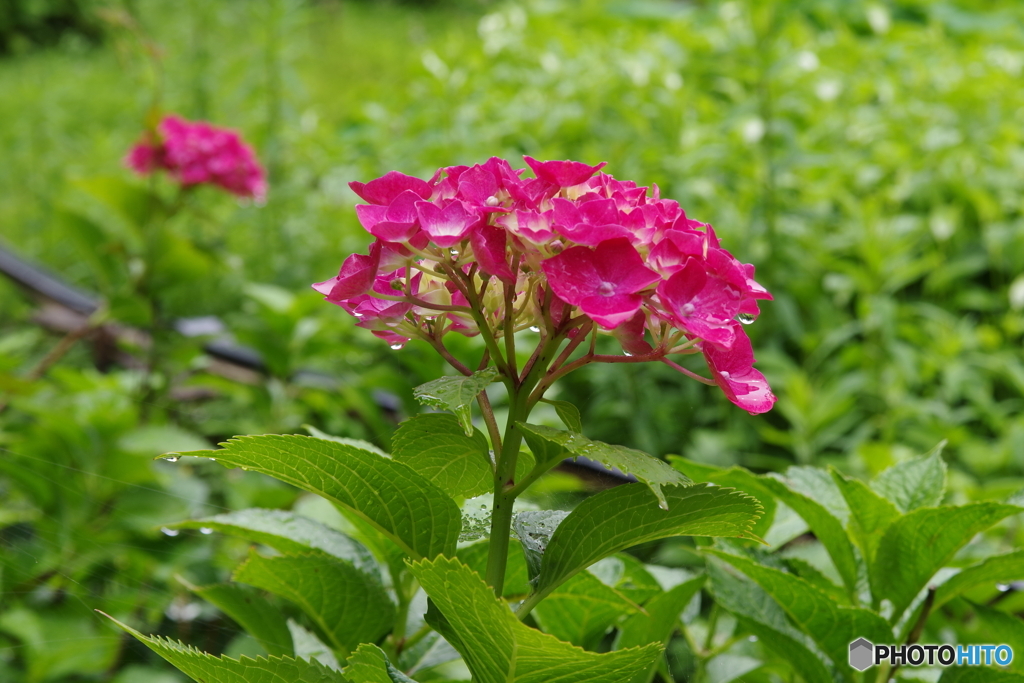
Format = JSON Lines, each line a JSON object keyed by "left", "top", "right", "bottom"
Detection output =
{"left": 1, "top": 0, "right": 1024, "bottom": 680}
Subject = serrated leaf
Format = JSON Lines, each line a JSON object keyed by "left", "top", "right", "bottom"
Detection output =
{"left": 708, "top": 550, "right": 890, "bottom": 680}
{"left": 781, "top": 467, "right": 850, "bottom": 525}
{"left": 397, "top": 631, "right": 461, "bottom": 675}
{"left": 541, "top": 399, "right": 583, "bottom": 433}
{"left": 99, "top": 612, "right": 347, "bottom": 683}
{"left": 933, "top": 550, "right": 1024, "bottom": 611}
{"left": 413, "top": 367, "right": 499, "bottom": 436}
{"left": 409, "top": 556, "right": 663, "bottom": 683}
{"left": 178, "top": 579, "right": 292, "bottom": 656}
{"left": 234, "top": 551, "right": 394, "bottom": 653}
{"left": 532, "top": 570, "right": 641, "bottom": 649}
{"left": 870, "top": 443, "right": 947, "bottom": 512}
{"left": 170, "top": 508, "right": 379, "bottom": 577}
{"left": 288, "top": 620, "right": 340, "bottom": 671}
{"left": 344, "top": 643, "right": 416, "bottom": 683}
{"left": 614, "top": 576, "right": 705, "bottom": 683}
{"left": 305, "top": 425, "right": 389, "bottom": 458}
{"left": 169, "top": 435, "right": 461, "bottom": 560}
{"left": 669, "top": 458, "right": 778, "bottom": 542}
{"left": 514, "top": 510, "right": 570, "bottom": 583}
{"left": 456, "top": 538, "right": 532, "bottom": 599}
{"left": 706, "top": 561, "right": 833, "bottom": 682}
{"left": 531, "top": 483, "right": 762, "bottom": 605}
{"left": 516, "top": 424, "right": 689, "bottom": 509}
{"left": 873, "top": 503, "right": 1023, "bottom": 619}
{"left": 830, "top": 469, "right": 900, "bottom": 598}
{"left": 391, "top": 414, "right": 492, "bottom": 499}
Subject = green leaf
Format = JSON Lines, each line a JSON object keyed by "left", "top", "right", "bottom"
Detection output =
{"left": 169, "top": 435, "right": 461, "bottom": 560}
{"left": 933, "top": 550, "right": 1024, "bottom": 611}
{"left": 541, "top": 399, "right": 583, "bottom": 433}
{"left": 703, "top": 654, "right": 763, "bottom": 683}
{"left": 830, "top": 469, "right": 900, "bottom": 599}
{"left": 516, "top": 423, "right": 690, "bottom": 509}
{"left": 532, "top": 483, "right": 762, "bottom": 604}
{"left": 170, "top": 508, "right": 379, "bottom": 576}
{"left": 391, "top": 414, "right": 492, "bottom": 499}
{"left": 409, "top": 556, "right": 663, "bottom": 683}
{"left": 305, "top": 425, "right": 389, "bottom": 458}
{"left": 396, "top": 631, "right": 461, "bottom": 676}
{"left": 706, "top": 561, "right": 833, "bottom": 682}
{"left": 532, "top": 570, "right": 641, "bottom": 648}
{"left": 234, "top": 551, "right": 395, "bottom": 653}
{"left": 873, "top": 503, "right": 1023, "bottom": 619}
{"left": 614, "top": 576, "right": 705, "bottom": 683}
{"left": 707, "top": 550, "right": 890, "bottom": 680}
{"left": 669, "top": 458, "right": 778, "bottom": 542}
{"left": 514, "top": 510, "right": 570, "bottom": 583}
{"left": 967, "top": 603, "right": 1024, "bottom": 672}
{"left": 870, "top": 442, "right": 947, "bottom": 512}
{"left": 456, "top": 538, "right": 532, "bottom": 599}
{"left": 413, "top": 367, "right": 499, "bottom": 436}
{"left": 344, "top": 643, "right": 416, "bottom": 683}
{"left": 938, "top": 669, "right": 1024, "bottom": 683}
{"left": 288, "top": 620, "right": 340, "bottom": 671}
{"left": 178, "top": 578, "right": 292, "bottom": 656}
{"left": 99, "top": 612, "right": 347, "bottom": 683}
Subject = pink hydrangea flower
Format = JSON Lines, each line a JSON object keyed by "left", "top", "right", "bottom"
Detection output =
{"left": 314, "top": 157, "right": 776, "bottom": 414}
{"left": 124, "top": 115, "right": 266, "bottom": 200}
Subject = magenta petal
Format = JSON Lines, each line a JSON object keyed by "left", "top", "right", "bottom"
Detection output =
{"left": 470, "top": 222, "right": 516, "bottom": 284}
{"left": 556, "top": 222, "right": 632, "bottom": 246}
{"left": 612, "top": 310, "right": 655, "bottom": 354}
{"left": 591, "top": 237, "right": 660, "bottom": 294}
{"left": 370, "top": 221, "right": 419, "bottom": 243}
{"left": 703, "top": 324, "right": 776, "bottom": 414}
{"left": 356, "top": 204, "right": 388, "bottom": 232}
{"left": 384, "top": 190, "right": 423, "bottom": 224}
{"left": 312, "top": 243, "right": 382, "bottom": 303}
{"left": 524, "top": 156, "right": 608, "bottom": 187}
{"left": 458, "top": 165, "right": 500, "bottom": 204}
{"left": 580, "top": 293, "right": 643, "bottom": 329}
{"left": 417, "top": 200, "right": 477, "bottom": 247}
{"left": 350, "top": 171, "right": 432, "bottom": 205}
{"left": 541, "top": 245, "right": 602, "bottom": 306}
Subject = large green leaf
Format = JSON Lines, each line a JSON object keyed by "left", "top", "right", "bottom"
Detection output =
{"left": 668, "top": 458, "right": 778, "bottom": 542}
{"left": 288, "top": 620, "right": 340, "bottom": 671}
{"left": 873, "top": 503, "right": 1023, "bottom": 619}
{"left": 933, "top": 550, "right": 1024, "bottom": 611}
{"left": 540, "top": 399, "right": 583, "bottom": 433}
{"left": 391, "top": 414, "right": 493, "bottom": 499}
{"left": 670, "top": 457, "right": 860, "bottom": 596}
{"left": 938, "top": 669, "right": 1024, "bottom": 683}
{"left": 531, "top": 483, "right": 761, "bottom": 604}
{"left": 100, "top": 613, "right": 347, "bottom": 683}
{"left": 178, "top": 579, "right": 292, "bottom": 656}
{"left": 532, "top": 569, "right": 641, "bottom": 649}
{"left": 170, "top": 508, "right": 378, "bottom": 576}
{"left": 413, "top": 367, "right": 499, "bottom": 436}
{"left": 514, "top": 510, "right": 570, "bottom": 582}
{"left": 870, "top": 444, "right": 947, "bottom": 512}
{"left": 234, "top": 551, "right": 395, "bottom": 653}
{"left": 168, "top": 435, "right": 461, "bottom": 559}
{"left": 830, "top": 469, "right": 900, "bottom": 598}
{"left": 706, "top": 561, "right": 833, "bottom": 682}
{"left": 344, "top": 643, "right": 416, "bottom": 683}
{"left": 516, "top": 423, "right": 689, "bottom": 509}
{"left": 408, "top": 556, "right": 662, "bottom": 683}
{"left": 456, "top": 538, "right": 532, "bottom": 598}
{"left": 614, "top": 576, "right": 705, "bottom": 683}
{"left": 967, "top": 603, "right": 1024, "bottom": 672}
{"left": 707, "top": 550, "right": 891, "bottom": 681}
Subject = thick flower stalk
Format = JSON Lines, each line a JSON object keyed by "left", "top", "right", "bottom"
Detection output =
{"left": 315, "top": 156, "right": 775, "bottom": 415}
{"left": 126, "top": 115, "right": 267, "bottom": 200}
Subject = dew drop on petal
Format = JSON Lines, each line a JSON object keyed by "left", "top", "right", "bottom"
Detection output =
{"left": 160, "top": 527, "right": 180, "bottom": 537}
{"left": 199, "top": 527, "right": 214, "bottom": 535}
{"left": 737, "top": 312, "right": 756, "bottom": 325}
{"left": 719, "top": 371, "right": 730, "bottom": 378}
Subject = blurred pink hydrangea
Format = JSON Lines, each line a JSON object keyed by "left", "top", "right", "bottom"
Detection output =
{"left": 125, "top": 115, "right": 266, "bottom": 200}
{"left": 315, "top": 157, "right": 776, "bottom": 414}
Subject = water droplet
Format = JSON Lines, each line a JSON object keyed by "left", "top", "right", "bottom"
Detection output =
{"left": 681, "top": 303, "right": 695, "bottom": 315}
{"left": 160, "top": 527, "right": 180, "bottom": 537}
{"left": 485, "top": 196, "right": 500, "bottom": 207}
{"left": 450, "top": 248, "right": 460, "bottom": 257}
{"left": 241, "top": 466, "right": 251, "bottom": 471}
{"left": 207, "top": 457, "right": 216, "bottom": 461}
{"left": 998, "top": 583, "right": 1012, "bottom": 592}
{"left": 719, "top": 371, "right": 730, "bottom": 378}
{"left": 749, "top": 635, "right": 758, "bottom": 642}
{"left": 529, "top": 326, "right": 540, "bottom": 332}
{"left": 737, "top": 312, "right": 756, "bottom": 325}
{"left": 390, "top": 343, "right": 404, "bottom": 350}
{"left": 353, "top": 312, "right": 364, "bottom": 317}
{"left": 623, "top": 351, "right": 633, "bottom": 357}
{"left": 199, "top": 527, "right": 213, "bottom": 535}
{"left": 164, "top": 456, "right": 180, "bottom": 463}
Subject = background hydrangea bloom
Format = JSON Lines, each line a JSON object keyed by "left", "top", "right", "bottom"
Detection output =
{"left": 125, "top": 115, "right": 266, "bottom": 200}
{"left": 315, "top": 157, "right": 776, "bottom": 414}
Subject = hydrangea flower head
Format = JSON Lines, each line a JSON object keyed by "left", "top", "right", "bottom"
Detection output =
{"left": 314, "top": 157, "right": 776, "bottom": 414}
{"left": 125, "top": 115, "right": 267, "bottom": 200}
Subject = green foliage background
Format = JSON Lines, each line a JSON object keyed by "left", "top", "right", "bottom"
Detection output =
{"left": 2, "top": 0, "right": 1024, "bottom": 680}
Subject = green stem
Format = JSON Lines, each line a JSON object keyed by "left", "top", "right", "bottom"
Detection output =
{"left": 483, "top": 401, "right": 526, "bottom": 595}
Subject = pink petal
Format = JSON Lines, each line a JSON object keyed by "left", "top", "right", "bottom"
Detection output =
{"left": 355, "top": 204, "right": 388, "bottom": 232}
{"left": 312, "top": 242, "right": 382, "bottom": 303}
{"left": 416, "top": 200, "right": 478, "bottom": 247}
{"left": 612, "top": 310, "right": 655, "bottom": 354}
{"left": 556, "top": 222, "right": 632, "bottom": 247}
{"left": 591, "top": 237, "right": 660, "bottom": 294}
{"left": 470, "top": 222, "right": 516, "bottom": 283}
{"left": 457, "top": 165, "right": 500, "bottom": 204}
{"left": 580, "top": 293, "right": 644, "bottom": 329}
{"left": 350, "top": 170, "right": 432, "bottom": 205}
{"left": 703, "top": 324, "right": 776, "bottom": 414}
{"left": 524, "top": 156, "right": 608, "bottom": 187}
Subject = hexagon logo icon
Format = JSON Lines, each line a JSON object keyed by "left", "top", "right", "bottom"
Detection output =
{"left": 849, "top": 638, "right": 874, "bottom": 672}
